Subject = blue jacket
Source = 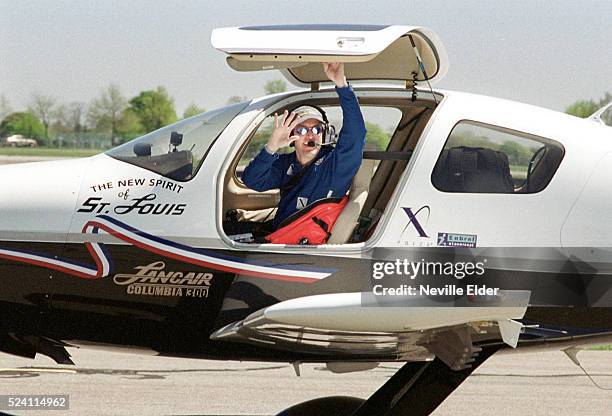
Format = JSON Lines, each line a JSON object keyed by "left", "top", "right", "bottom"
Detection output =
{"left": 242, "top": 85, "right": 366, "bottom": 228}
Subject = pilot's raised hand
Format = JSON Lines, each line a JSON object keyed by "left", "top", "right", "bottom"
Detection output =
{"left": 323, "top": 62, "right": 348, "bottom": 88}
{"left": 266, "top": 110, "right": 301, "bottom": 153}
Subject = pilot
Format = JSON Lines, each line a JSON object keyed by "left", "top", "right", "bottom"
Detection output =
{"left": 242, "top": 62, "right": 366, "bottom": 230}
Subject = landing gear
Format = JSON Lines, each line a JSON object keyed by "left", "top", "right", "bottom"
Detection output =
{"left": 352, "top": 347, "right": 499, "bottom": 416}
{"left": 276, "top": 346, "right": 499, "bottom": 416}
{"left": 276, "top": 396, "right": 366, "bottom": 416}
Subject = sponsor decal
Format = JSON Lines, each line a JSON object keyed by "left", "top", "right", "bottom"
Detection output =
{"left": 437, "top": 232, "right": 478, "bottom": 248}
{"left": 113, "top": 261, "right": 213, "bottom": 298}
{"left": 89, "top": 178, "right": 184, "bottom": 194}
{"left": 78, "top": 193, "right": 186, "bottom": 216}
{"left": 296, "top": 197, "right": 308, "bottom": 209}
{"left": 0, "top": 215, "right": 333, "bottom": 283}
{"left": 400, "top": 206, "right": 430, "bottom": 238}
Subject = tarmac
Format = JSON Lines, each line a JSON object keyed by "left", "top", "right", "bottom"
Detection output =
{"left": 0, "top": 348, "right": 610, "bottom": 415}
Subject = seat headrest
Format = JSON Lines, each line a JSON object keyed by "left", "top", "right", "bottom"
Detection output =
{"left": 351, "top": 159, "right": 375, "bottom": 193}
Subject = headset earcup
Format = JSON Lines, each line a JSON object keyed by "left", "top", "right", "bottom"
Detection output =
{"left": 328, "top": 125, "right": 336, "bottom": 144}
{"left": 323, "top": 123, "right": 328, "bottom": 144}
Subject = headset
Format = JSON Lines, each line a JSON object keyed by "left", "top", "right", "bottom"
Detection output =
{"left": 288, "top": 104, "right": 337, "bottom": 147}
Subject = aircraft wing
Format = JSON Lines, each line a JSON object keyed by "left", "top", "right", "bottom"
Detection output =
{"left": 211, "top": 291, "right": 530, "bottom": 370}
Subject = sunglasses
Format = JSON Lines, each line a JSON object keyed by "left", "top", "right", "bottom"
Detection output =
{"left": 293, "top": 125, "right": 323, "bottom": 136}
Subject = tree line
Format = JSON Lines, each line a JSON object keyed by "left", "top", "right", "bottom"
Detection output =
{"left": 0, "top": 83, "right": 609, "bottom": 150}
{"left": 565, "top": 92, "right": 611, "bottom": 120}
{"left": 0, "top": 79, "right": 287, "bottom": 149}
{"left": 0, "top": 85, "right": 205, "bottom": 148}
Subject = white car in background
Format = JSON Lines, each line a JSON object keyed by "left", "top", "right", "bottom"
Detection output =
{"left": 2, "top": 134, "right": 38, "bottom": 147}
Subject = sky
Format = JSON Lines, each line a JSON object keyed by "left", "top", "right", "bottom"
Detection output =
{"left": 1, "top": 0, "right": 611, "bottom": 116}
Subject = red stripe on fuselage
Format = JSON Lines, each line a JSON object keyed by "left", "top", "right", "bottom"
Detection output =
{"left": 0, "top": 252, "right": 95, "bottom": 280}
{"left": 89, "top": 221, "right": 318, "bottom": 283}
{"left": 0, "top": 219, "right": 321, "bottom": 283}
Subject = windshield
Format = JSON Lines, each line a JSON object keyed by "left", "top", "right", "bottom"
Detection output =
{"left": 106, "top": 101, "right": 250, "bottom": 181}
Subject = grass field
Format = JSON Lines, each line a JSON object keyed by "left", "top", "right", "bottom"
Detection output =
{"left": 0, "top": 147, "right": 104, "bottom": 157}
{"left": 588, "top": 344, "right": 612, "bottom": 351}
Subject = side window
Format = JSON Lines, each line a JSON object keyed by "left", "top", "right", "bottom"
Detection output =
{"left": 432, "top": 121, "right": 564, "bottom": 193}
{"left": 324, "top": 106, "right": 402, "bottom": 151}
{"left": 235, "top": 105, "right": 402, "bottom": 181}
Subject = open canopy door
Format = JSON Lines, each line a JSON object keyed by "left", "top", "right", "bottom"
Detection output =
{"left": 211, "top": 24, "right": 448, "bottom": 88}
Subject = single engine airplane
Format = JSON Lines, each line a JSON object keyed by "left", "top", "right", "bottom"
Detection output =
{"left": 1, "top": 25, "right": 611, "bottom": 415}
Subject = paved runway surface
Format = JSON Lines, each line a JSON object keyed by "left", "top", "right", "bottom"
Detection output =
{"left": 0, "top": 348, "right": 611, "bottom": 415}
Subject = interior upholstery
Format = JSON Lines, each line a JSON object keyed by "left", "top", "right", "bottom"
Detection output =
{"left": 362, "top": 105, "right": 433, "bottom": 217}
{"left": 328, "top": 159, "right": 375, "bottom": 244}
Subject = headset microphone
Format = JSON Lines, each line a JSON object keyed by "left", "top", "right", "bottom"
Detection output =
{"left": 305, "top": 140, "right": 334, "bottom": 148}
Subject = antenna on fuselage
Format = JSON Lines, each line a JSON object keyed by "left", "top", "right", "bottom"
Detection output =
{"left": 408, "top": 35, "right": 438, "bottom": 104}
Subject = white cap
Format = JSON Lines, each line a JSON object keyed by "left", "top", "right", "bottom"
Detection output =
{"left": 293, "top": 106, "right": 324, "bottom": 125}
